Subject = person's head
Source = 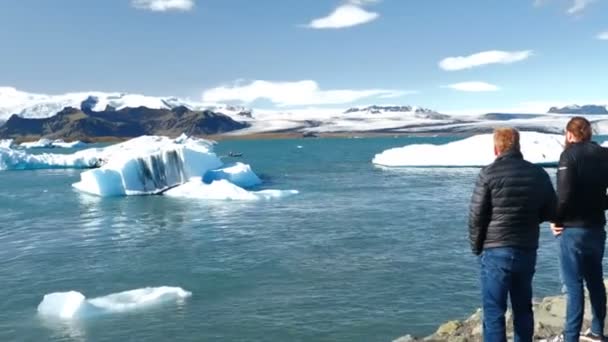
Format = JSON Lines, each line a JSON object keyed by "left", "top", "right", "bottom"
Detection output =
{"left": 565, "top": 116, "right": 592, "bottom": 148}
{"left": 493, "top": 127, "right": 520, "bottom": 156}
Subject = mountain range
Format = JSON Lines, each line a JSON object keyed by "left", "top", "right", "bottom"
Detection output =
{"left": 1, "top": 87, "right": 608, "bottom": 140}
{"left": 0, "top": 105, "right": 248, "bottom": 141}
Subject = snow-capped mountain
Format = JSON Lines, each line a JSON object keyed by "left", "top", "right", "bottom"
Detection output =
{"left": 548, "top": 104, "right": 608, "bottom": 115}
{"left": 0, "top": 87, "right": 253, "bottom": 121}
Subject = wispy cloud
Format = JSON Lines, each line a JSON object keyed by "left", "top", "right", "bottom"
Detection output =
{"left": 202, "top": 80, "right": 414, "bottom": 107}
{"left": 535, "top": 0, "right": 597, "bottom": 14}
{"left": 439, "top": 50, "right": 533, "bottom": 71}
{"left": 567, "top": 0, "right": 596, "bottom": 14}
{"left": 597, "top": 31, "right": 608, "bottom": 40}
{"left": 306, "top": 0, "right": 379, "bottom": 29}
{"left": 444, "top": 82, "right": 500, "bottom": 92}
{"left": 131, "top": 0, "right": 195, "bottom": 12}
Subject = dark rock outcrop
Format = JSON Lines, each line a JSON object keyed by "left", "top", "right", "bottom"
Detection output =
{"left": 394, "top": 280, "right": 608, "bottom": 341}
{"left": 0, "top": 106, "right": 249, "bottom": 140}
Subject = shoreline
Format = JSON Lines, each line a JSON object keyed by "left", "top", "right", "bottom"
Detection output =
{"left": 395, "top": 280, "right": 608, "bottom": 341}
{"left": 8, "top": 131, "right": 470, "bottom": 144}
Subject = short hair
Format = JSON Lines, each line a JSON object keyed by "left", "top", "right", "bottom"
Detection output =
{"left": 493, "top": 127, "right": 520, "bottom": 154}
{"left": 566, "top": 116, "right": 592, "bottom": 142}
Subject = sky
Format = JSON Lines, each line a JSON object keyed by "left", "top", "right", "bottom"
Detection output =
{"left": 0, "top": 0, "right": 607, "bottom": 113}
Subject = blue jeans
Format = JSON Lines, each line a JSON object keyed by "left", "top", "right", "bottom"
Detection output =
{"left": 481, "top": 247, "right": 537, "bottom": 342}
{"left": 559, "top": 227, "right": 606, "bottom": 342}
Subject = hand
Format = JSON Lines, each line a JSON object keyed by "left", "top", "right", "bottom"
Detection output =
{"left": 551, "top": 223, "right": 564, "bottom": 236}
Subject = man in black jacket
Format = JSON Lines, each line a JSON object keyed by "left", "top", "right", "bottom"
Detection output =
{"left": 548, "top": 117, "right": 608, "bottom": 342}
{"left": 469, "top": 127, "right": 557, "bottom": 342}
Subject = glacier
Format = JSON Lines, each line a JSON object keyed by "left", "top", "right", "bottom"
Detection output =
{"left": 37, "top": 286, "right": 192, "bottom": 320}
{"left": 372, "top": 131, "right": 564, "bottom": 167}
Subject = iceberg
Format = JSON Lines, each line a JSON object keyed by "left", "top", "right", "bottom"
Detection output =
{"left": 373, "top": 131, "right": 564, "bottom": 167}
{"left": 164, "top": 179, "right": 299, "bottom": 200}
{"left": 72, "top": 136, "right": 223, "bottom": 196}
{"left": 20, "top": 138, "right": 54, "bottom": 149}
{"left": 0, "top": 139, "right": 14, "bottom": 148}
{"left": 37, "top": 286, "right": 192, "bottom": 320}
{"left": 0, "top": 147, "right": 101, "bottom": 170}
{"left": 203, "top": 162, "right": 262, "bottom": 188}
{"left": 51, "top": 140, "right": 87, "bottom": 148}
{"left": 19, "top": 138, "right": 86, "bottom": 149}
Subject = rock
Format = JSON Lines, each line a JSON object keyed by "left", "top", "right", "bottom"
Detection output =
{"left": 393, "top": 278, "right": 608, "bottom": 341}
{"left": 435, "top": 321, "right": 462, "bottom": 337}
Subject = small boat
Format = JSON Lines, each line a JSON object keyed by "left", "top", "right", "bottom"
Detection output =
{"left": 228, "top": 151, "right": 243, "bottom": 157}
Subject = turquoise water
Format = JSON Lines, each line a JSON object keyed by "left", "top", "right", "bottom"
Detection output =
{"left": 0, "top": 136, "right": 599, "bottom": 342}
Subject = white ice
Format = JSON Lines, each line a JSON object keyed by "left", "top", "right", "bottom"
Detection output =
{"left": 0, "top": 147, "right": 101, "bottom": 170}
{"left": 372, "top": 131, "right": 564, "bottom": 167}
{"left": 203, "top": 162, "right": 262, "bottom": 188}
{"left": 72, "top": 135, "right": 222, "bottom": 196}
{"left": 20, "top": 138, "right": 86, "bottom": 149}
{"left": 37, "top": 286, "right": 192, "bottom": 320}
{"left": 0, "top": 139, "right": 14, "bottom": 148}
{"left": 164, "top": 179, "right": 299, "bottom": 201}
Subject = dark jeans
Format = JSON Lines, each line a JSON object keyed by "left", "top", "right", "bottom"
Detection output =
{"left": 559, "top": 227, "right": 606, "bottom": 342}
{"left": 481, "top": 247, "right": 537, "bottom": 342}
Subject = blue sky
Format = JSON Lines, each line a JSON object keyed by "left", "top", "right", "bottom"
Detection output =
{"left": 0, "top": 0, "right": 607, "bottom": 113}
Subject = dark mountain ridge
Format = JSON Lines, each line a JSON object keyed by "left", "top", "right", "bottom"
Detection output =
{"left": 0, "top": 103, "right": 249, "bottom": 141}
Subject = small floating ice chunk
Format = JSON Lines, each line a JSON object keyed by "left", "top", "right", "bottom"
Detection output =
{"left": 203, "top": 162, "right": 262, "bottom": 188}
{"left": 165, "top": 179, "right": 298, "bottom": 201}
{"left": 87, "top": 286, "right": 192, "bottom": 313}
{"left": 20, "top": 138, "right": 54, "bottom": 149}
{"left": 372, "top": 131, "right": 564, "bottom": 167}
{"left": 0, "top": 139, "right": 14, "bottom": 149}
{"left": 51, "top": 140, "right": 86, "bottom": 149}
{"left": 37, "top": 291, "right": 86, "bottom": 319}
{"left": 37, "top": 287, "right": 192, "bottom": 320}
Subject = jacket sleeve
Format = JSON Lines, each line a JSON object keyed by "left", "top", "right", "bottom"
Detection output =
{"left": 554, "top": 151, "right": 574, "bottom": 226}
{"left": 539, "top": 170, "right": 557, "bottom": 223}
{"left": 468, "top": 170, "right": 491, "bottom": 255}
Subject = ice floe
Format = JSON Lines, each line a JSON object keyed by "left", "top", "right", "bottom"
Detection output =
{"left": 0, "top": 139, "right": 14, "bottom": 148}
{"left": 0, "top": 147, "right": 101, "bottom": 170}
{"left": 164, "top": 179, "right": 299, "bottom": 200}
{"left": 202, "top": 162, "right": 262, "bottom": 188}
{"left": 1, "top": 134, "right": 296, "bottom": 199}
{"left": 19, "top": 138, "right": 86, "bottom": 149}
{"left": 373, "top": 131, "right": 564, "bottom": 167}
{"left": 37, "top": 286, "right": 192, "bottom": 320}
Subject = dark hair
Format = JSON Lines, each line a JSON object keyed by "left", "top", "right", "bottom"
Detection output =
{"left": 566, "top": 117, "right": 592, "bottom": 142}
{"left": 493, "top": 127, "right": 520, "bottom": 154}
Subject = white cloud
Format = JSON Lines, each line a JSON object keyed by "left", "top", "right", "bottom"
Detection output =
{"left": 439, "top": 50, "right": 533, "bottom": 71}
{"left": 597, "top": 31, "right": 608, "bottom": 40}
{"left": 567, "top": 0, "right": 596, "bottom": 14}
{"left": 307, "top": 1, "right": 379, "bottom": 29}
{"left": 444, "top": 82, "right": 500, "bottom": 92}
{"left": 202, "top": 80, "right": 413, "bottom": 107}
{"left": 131, "top": 0, "right": 194, "bottom": 12}
{"left": 536, "top": 0, "right": 597, "bottom": 14}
